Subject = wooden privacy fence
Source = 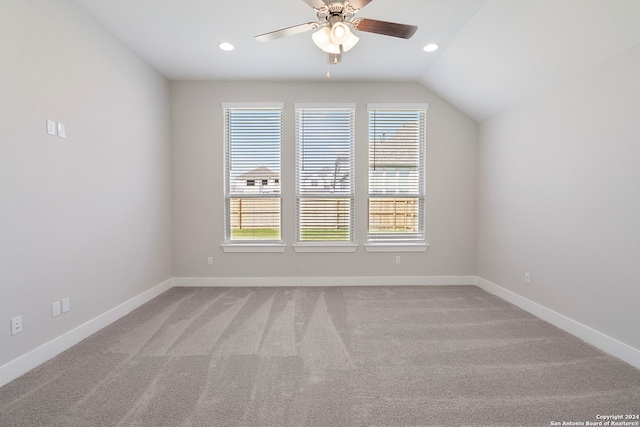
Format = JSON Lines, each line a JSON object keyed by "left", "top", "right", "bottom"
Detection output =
{"left": 230, "top": 198, "right": 280, "bottom": 229}
{"left": 230, "top": 197, "right": 417, "bottom": 231}
{"left": 369, "top": 198, "right": 418, "bottom": 231}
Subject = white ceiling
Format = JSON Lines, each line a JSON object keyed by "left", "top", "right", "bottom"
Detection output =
{"left": 72, "top": 0, "right": 640, "bottom": 122}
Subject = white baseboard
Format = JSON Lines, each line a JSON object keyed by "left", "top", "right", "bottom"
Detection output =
{"left": 475, "top": 277, "right": 640, "bottom": 370}
{"left": 172, "top": 276, "right": 477, "bottom": 287}
{"left": 0, "top": 278, "right": 173, "bottom": 388}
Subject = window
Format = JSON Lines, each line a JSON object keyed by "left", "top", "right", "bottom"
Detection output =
{"left": 223, "top": 103, "right": 283, "bottom": 243}
{"left": 295, "top": 104, "right": 355, "bottom": 247}
{"left": 367, "top": 104, "right": 428, "bottom": 245}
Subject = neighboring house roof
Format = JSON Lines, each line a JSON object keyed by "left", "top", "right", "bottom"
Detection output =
{"left": 237, "top": 166, "right": 279, "bottom": 181}
{"left": 370, "top": 122, "right": 420, "bottom": 169}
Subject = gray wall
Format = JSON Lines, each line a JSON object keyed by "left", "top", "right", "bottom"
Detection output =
{"left": 0, "top": 1, "right": 173, "bottom": 366}
{"left": 477, "top": 45, "right": 640, "bottom": 350}
{"left": 171, "top": 81, "right": 478, "bottom": 278}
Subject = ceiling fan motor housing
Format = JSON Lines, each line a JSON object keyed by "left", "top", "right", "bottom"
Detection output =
{"left": 317, "top": 2, "right": 356, "bottom": 27}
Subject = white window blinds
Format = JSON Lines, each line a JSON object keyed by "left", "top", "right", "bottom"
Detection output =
{"left": 224, "top": 104, "right": 283, "bottom": 241}
{"left": 296, "top": 105, "right": 355, "bottom": 242}
{"left": 368, "top": 105, "right": 427, "bottom": 241}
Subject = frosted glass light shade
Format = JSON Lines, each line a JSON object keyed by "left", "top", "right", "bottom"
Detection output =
{"left": 312, "top": 24, "right": 359, "bottom": 54}
{"left": 341, "top": 30, "right": 359, "bottom": 52}
{"left": 312, "top": 27, "right": 333, "bottom": 52}
{"left": 330, "top": 23, "right": 349, "bottom": 45}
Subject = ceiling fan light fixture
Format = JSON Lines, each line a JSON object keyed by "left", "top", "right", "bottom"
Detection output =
{"left": 313, "top": 25, "right": 359, "bottom": 55}
{"left": 330, "top": 23, "right": 359, "bottom": 52}
{"left": 342, "top": 31, "right": 359, "bottom": 52}
{"left": 312, "top": 27, "right": 332, "bottom": 51}
{"left": 330, "top": 22, "right": 349, "bottom": 44}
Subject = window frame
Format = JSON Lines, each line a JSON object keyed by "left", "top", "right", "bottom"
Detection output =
{"left": 365, "top": 103, "right": 429, "bottom": 252}
{"left": 293, "top": 103, "right": 357, "bottom": 253}
{"left": 221, "top": 102, "right": 286, "bottom": 253}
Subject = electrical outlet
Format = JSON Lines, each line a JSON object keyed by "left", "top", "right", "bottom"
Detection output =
{"left": 52, "top": 301, "right": 61, "bottom": 317}
{"left": 525, "top": 272, "right": 531, "bottom": 284}
{"left": 11, "top": 316, "right": 23, "bottom": 335}
{"left": 207, "top": 257, "right": 213, "bottom": 266}
{"left": 395, "top": 256, "right": 401, "bottom": 265}
{"left": 62, "top": 297, "right": 70, "bottom": 313}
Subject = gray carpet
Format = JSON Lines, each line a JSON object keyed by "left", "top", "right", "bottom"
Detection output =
{"left": 1, "top": 286, "right": 639, "bottom": 426}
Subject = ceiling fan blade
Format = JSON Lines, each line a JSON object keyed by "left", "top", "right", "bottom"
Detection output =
{"left": 352, "top": 18, "right": 417, "bottom": 39}
{"left": 347, "top": 0, "right": 373, "bottom": 10}
{"left": 255, "top": 22, "right": 320, "bottom": 42}
{"left": 302, "top": 0, "right": 327, "bottom": 9}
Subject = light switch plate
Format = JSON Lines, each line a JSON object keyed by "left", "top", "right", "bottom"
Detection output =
{"left": 47, "top": 120, "right": 56, "bottom": 135}
{"left": 52, "top": 301, "right": 61, "bottom": 317}
{"left": 57, "top": 123, "right": 66, "bottom": 138}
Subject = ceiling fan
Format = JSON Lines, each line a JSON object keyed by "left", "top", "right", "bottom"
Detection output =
{"left": 255, "top": 0, "right": 418, "bottom": 65}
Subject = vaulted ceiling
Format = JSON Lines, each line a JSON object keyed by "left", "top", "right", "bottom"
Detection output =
{"left": 72, "top": 0, "right": 640, "bottom": 122}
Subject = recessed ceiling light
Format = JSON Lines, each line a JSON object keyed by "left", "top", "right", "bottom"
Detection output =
{"left": 219, "top": 42, "right": 235, "bottom": 51}
{"left": 423, "top": 43, "right": 439, "bottom": 53}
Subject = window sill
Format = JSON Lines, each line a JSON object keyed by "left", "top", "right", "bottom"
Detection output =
{"left": 221, "top": 243, "right": 286, "bottom": 253}
{"left": 364, "top": 242, "right": 429, "bottom": 253}
{"left": 293, "top": 243, "right": 358, "bottom": 253}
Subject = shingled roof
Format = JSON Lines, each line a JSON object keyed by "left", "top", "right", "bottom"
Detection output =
{"left": 370, "top": 121, "right": 420, "bottom": 169}
{"left": 237, "top": 166, "right": 279, "bottom": 181}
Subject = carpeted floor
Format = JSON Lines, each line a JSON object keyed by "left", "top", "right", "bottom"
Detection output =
{"left": 1, "top": 285, "right": 639, "bottom": 426}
